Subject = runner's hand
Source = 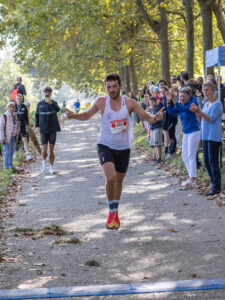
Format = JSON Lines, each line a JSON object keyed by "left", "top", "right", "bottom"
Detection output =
{"left": 155, "top": 106, "right": 165, "bottom": 120}
{"left": 65, "top": 108, "right": 76, "bottom": 119}
{"left": 0, "top": 140, "right": 5, "bottom": 144}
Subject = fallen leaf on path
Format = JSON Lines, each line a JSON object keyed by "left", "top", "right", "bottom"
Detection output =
{"left": 168, "top": 229, "right": 179, "bottom": 233}
{"left": 39, "top": 224, "right": 73, "bottom": 236}
{"left": 85, "top": 260, "right": 100, "bottom": 267}
{"left": 52, "top": 237, "right": 81, "bottom": 244}
{"left": 190, "top": 273, "right": 197, "bottom": 278}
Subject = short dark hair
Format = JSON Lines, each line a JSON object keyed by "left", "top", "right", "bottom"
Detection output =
{"left": 104, "top": 73, "right": 121, "bottom": 85}
{"left": 149, "top": 96, "right": 157, "bottom": 102}
{"left": 44, "top": 86, "right": 52, "bottom": 93}
{"left": 180, "top": 71, "right": 189, "bottom": 81}
{"left": 158, "top": 79, "right": 167, "bottom": 85}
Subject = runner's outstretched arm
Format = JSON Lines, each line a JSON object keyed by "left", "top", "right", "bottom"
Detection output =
{"left": 65, "top": 101, "right": 99, "bottom": 121}
{"left": 130, "top": 100, "right": 164, "bottom": 123}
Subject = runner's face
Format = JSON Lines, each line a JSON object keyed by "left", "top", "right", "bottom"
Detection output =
{"left": 105, "top": 80, "right": 121, "bottom": 99}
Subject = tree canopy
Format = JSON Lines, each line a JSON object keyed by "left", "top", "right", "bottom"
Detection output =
{"left": 0, "top": 0, "right": 224, "bottom": 94}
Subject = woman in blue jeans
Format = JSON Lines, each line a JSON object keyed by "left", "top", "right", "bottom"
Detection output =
{"left": 0, "top": 102, "right": 18, "bottom": 170}
{"left": 190, "top": 82, "right": 223, "bottom": 196}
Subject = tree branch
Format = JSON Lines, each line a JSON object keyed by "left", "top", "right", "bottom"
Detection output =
{"left": 135, "top": 0, "right": 160, "bottom": 34}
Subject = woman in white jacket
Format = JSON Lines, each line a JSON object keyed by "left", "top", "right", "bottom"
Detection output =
{"left": 0, "top": 102, "right": 18, "bottom": 169}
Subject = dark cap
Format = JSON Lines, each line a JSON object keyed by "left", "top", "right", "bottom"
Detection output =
{"left": 44, "top": 86, "right": 52, "bottom": 93}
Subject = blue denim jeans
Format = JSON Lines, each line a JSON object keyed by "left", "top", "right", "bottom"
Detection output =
{"left": 202, "top": 140, "right": 221, "bottom": 192}
{"left": 3, "top": 136, "right": 16, "bottom": 169}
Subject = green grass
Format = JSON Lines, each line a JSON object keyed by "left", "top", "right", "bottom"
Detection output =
{"left": 133, "top": 123, "right": 225, "bottom": 190}
{"left": 133, "top": 123, "right": 153, "bottom": 155}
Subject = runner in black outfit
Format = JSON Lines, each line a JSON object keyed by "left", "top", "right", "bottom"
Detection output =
{"left": 35, "top": 87, "right": 61, "bottom": 174}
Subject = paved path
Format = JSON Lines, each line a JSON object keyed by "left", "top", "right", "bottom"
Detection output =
{"left": 1, "top": 117, "right": 225, "bottom": 299}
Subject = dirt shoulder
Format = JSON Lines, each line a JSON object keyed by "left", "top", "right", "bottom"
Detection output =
{"left": 1, "top": 117, "right": 225, "bottom": 300}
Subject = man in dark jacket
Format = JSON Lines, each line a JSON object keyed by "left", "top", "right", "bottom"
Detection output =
{"left": 15, "top": 93, "right": 31, "bottom": 161}
{"left": 35, "top": 87, "right": 61, "bottom": 174}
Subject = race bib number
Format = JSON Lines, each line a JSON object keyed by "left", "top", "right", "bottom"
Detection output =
{"left": 110, "top": 118, "right": 128, "bottom": 134}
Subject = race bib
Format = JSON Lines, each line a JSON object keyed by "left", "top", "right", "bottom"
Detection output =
{"left": 110, "top": 118, "right": 128, "bottom": 134}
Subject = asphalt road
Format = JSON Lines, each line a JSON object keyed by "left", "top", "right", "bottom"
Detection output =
{"left": 1, "top": 116, "right": 225, "bottom": 299}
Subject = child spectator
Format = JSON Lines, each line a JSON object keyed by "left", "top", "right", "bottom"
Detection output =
{"left": 0, "top": 102, "right": 19, "bottom": 170}
{"left": 149, "top": 96, "right": 163, "bottom": 163}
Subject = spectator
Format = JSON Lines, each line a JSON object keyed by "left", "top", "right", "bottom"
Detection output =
{"left": 152, "top": 87, "right": 161, "bottom": 103}
{"left": 177, "top": 75, "right": 185, "bottom": 90}
{"left": 127, "top": 91, "right": 137, "bottom": 127}
{"left": 15, "top": 94, "right": 31, "bottom": 161}
{"left": 12, "top": 76, "right": 26, "bottom": 102}
{"left": 190, "top": 82, "right": 223, "bottom": 196}
{"left": 149, "top": 96, "right": 163, "bottom": 163}
{"left": 141, "top": 93, "right": 150, "bottom": 132}
{"left": 167, "top": 87, "right": 200, "bottom": 188}
{"left": 161, "top": 86, "right": 178, "bottom": 158}
{"left": 0, "top": 102, "right": 18, "bottom": 170}
{"left": 170, "top": 75, "right": 177, "bottom": 85}
{"left": 216, "top": 75, "right": 225, "bottom": 112}
{"left": 160, "top": 86, "right": 170, "bottom": 156}
{"left": 158, "top": 79, "right": 167, "bottom": 89}
{"left": 74, "top": 99, "right": 81, "bottom": 113}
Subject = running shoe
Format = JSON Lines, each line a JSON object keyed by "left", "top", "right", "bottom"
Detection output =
{"left": 49, "top": 165, "right": 56, "bottom": 174}
{"left": 26, "top": 152, "right": 32, "bottom": 161}
{"left": 106, "top": 211, "right": 115, "bottom": 230}
{"left": 41, "top": 161, "right": 46, "bottom": 172}
{"left": 114, "top": 211, "right": 120, "bottom": 230}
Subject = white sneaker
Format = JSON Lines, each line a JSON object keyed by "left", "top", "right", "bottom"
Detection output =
{"left": 49, "top": 165, "right": 56, "bottom": 174}
{"left": 41, "top": 161, "right": 46, "bottom": 172}
{"left": 13, "top": 152, "right": 17, "bottom": 159}
{"left": 181, "top": 178, "right": 191, "bottom": 186}
{"left": 181, "top": 179, "right": 196, "bottom": 188}
{"left": 165, "top": 153, "right": 172, "bottom": 159}
{"left": 26, "top": 152, "right": 32, "bottom": 161}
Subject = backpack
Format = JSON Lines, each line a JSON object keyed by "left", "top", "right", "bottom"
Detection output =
{"left": 10, "top": 84, "right": 20, "bottom": 102}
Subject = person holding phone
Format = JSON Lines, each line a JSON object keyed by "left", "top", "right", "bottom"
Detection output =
{"left": 35, "top": 87, "right": 61, "bottom": 174}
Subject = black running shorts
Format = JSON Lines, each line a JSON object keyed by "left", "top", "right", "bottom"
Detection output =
{"left": 20, "top": 126, "right": 28, "bottom": 138}
{"left": 97, "top": 144, "right": 130, "bottom": 173}
{"left": 40, "top": 132, "right": 57, "bottom": 145}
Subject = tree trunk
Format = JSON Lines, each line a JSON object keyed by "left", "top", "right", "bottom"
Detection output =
{"left": 159, "top": 4, "right": 170, "bottom": 87}
{"left": 198, "top": 0, "right": 214, "bottom": 76}
{"left": 120, "top": 65, "right": 131, "bottom": 94}
{"left": 183, "top": 0, "right": 194, "bottom": 78}
{"left": 129, "top": 54, "right": 138, "bottom": 96}
{"left": 212, "top": 0, "right": 225, "bottom": 43}
{"left": 136, "top": 0, "right": 170, "bottom": 86}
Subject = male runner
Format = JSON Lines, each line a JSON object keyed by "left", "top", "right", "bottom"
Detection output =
{"left": 35, "top": 87, "right": 61, "bottom": 174}
{"left": 66, "top": 73, "right": 163, "bottom": 230}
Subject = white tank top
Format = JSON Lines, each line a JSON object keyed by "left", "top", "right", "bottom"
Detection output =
{"left": 98, "top": 95, "right": 133, "bottom": 150}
